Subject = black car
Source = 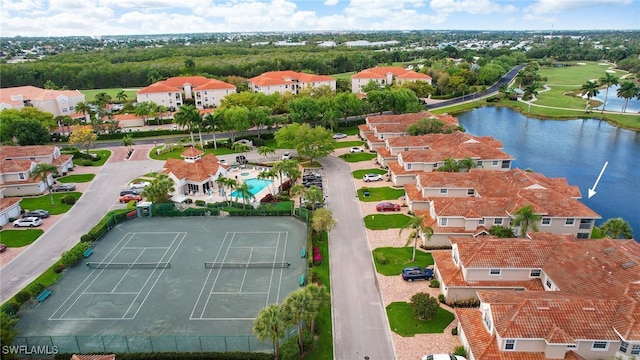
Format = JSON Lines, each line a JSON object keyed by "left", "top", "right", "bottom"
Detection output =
{"left": 402, "top": 267, "right": 434, "bottom": 282}
{"left": 52, "top": 183, "right": 76, "bottom": 192}
{"left": 120, "top": 189, "right": 142, "bottom": 196}
{"left": 235, "top": 155, "right": 248, "bottom": 164}
{"left": 23, "top": 209, "right": 50, "bottom": 218}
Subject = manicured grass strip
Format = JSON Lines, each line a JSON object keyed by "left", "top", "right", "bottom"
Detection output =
{"left": 56, "top": 174, "right": 94, "bottom": 183}
{"left": 19, "top": 192, "right": 81, "bottom": 215}
{"left": 305, "top": 231, "right": 333, "bottom": 360}
{"left": 357, "top": 187, "right": 405, "bottom": 202}
{"left": 372, "top": 247, "right": 434, "bottom": 276}
{"left": 80, "top": 88, "right": 139, "bottom": 100}
{"left": 71, "top": 149, "right": 111, "bottom": 166}
{"left": 386, "top": 302, "right": 455, "bottom": 337}
{"left": 150, "top": 146, "right": 239, "bottom": 160}
{"left": 364, "top": 214, "right": 411, "bottom": 230}
{"left": 333, "top": 140, "right": 365, "bottom": 149}
{"left": 336, "top": 125, "right": 363, "bottom": 136}
{"left": 0, "top": 229, "right": 44, "bottom": 247}
{"left": 339, "top": 152, "right": 376, "bottom": 162}
{"left": 352, "top": 168, "right": 387, "bottom": 179}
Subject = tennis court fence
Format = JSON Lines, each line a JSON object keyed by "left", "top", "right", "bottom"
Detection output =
{"left": 204, "top": 261, "right": 290, "bottom": 269}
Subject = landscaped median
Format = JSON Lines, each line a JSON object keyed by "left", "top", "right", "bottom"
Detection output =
{"left": 338, "top": 152, "right": 376, "bottom": 162}
{"left": 56, "top": 173, "right": 95, "bottom": 183}
{"left": 357, "top": 186, "right": 405, "bottom": 202}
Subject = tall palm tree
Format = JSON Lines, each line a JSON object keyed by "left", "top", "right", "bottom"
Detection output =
{"left": 74, "top": 101, "right": 91, "bottom": 122}
{"left": 598, "top": 73, "right": 618, "bottom": 113}
{"left": 174, "top": 104, "right": 201, "bottom": 146}
{"left": 122, "top": 135, "right": 134, "bottom": 154}
{"left": 253, "top": 303, "right": 286, "bottom": 360}
{"left": 399, "top": 213, "right": 432, "bottom": 262}
{"left": 289, "top": 184, "right": 306, "bottom": 211}
{"left": 512, "top": 204, "right": 542, "bottom": 238}
{"left": 203, "top": 112, "right": 222, "bottom": 149}
{"left": 257, "top": 146, "right": 276, "bottom": 160}
{"left": 599, "top": 217, "right": 633, "bottom": 239}
{"left": 30, "top": 163, "right": 59, "bottom": 206}
{"left": 581, "top": 81, "right": 600, "bottom": 113}
{"left": 304, "top": 283, "right": 330, "bottom": 335}
{"left": 257, "top": 169, "right": 278, "bottom": 195}
{"left": 457, "top": 157, "right": 477, "bottom": 172}
{"left": 282, "top": 289, "right": 311, "bottom": 355}
{"left": 304, "top": 185, "right": 324, "bottom": 211}
{"left": 273, "top": 160, "right": 298, "bottom": 192}
{"left": 233, "top": 181, "right": 255, "bottom": 209}
{"left": 141, "top": 174, "right": 175, "bottom": 203}
{"left": 523, "top": 84, "right": 539, "bottom": 113}
{"left": 215, "top": 176, "right": 230, "bottom": 202}
{"left": 116, "top": 90, "right": 128, "bottom": 104}
{"left": 617, "top": 81, "right": 639, "bottom": 113}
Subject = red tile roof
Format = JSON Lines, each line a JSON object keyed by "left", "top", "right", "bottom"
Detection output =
{"left": 366, "top": 111, "right": 457, "bottom": 126}
{"left": 352, "top": 67, "right": 432, "bottom": 81}
{"left": 0, "top": 159, "right": 33, "bottom": 173}
{"left": 0, "top": 197, "right": 21, "bottom": 212}
{"left": 249, "top": 71, "right": 335, "bottom": 86}
{"left": 138, "top": 76, "right": 235, "bottom": 94}
{"left": 1, "top": 145, "right": 56, "bottom": 158}
{"left": 163, "top": 154, "right": 225, "bottom": 182}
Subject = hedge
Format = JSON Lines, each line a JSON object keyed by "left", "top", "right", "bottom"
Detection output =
{"left": 55, "top": 352, "right": 272, "bottom": 360}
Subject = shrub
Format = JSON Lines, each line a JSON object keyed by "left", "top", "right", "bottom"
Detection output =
{"left": 61, "top": 194, "right": 76, "bottom": 205}
{"left": 15, "top": 291, "right": 31, "bottom": 305}
{"left": 53, "top": 264, "right": 67, "bottom": 274}
{"left": 60, "top": 242, "right": 90, "bottom": 267}
{"left": 438, "top": 294, "right": 446, "bottom": 304}
{"left": 194, "top": 200, "right": 206, "bottom": 207}
{"left": 278, "top": 179, "right": 292, "bottom": 193}
{"left": 453, "top": 345, "right": 466, "bottom": 357}
{"left": 448, "top": 297, "right": 481, "bottom": 308}
{"left": 451, "top": 327, "right": 459, "bottom": 336}
{"left": 409, "top": 292, "right": 440, "bottom": 321}
{"left": 260, "top": 193, "right": 275, "bottom": 203}
{"left": 2, "top": 302, "right": 20, "bottom": 316}
{"left": 8, "top": 217, "right": 16, "bottom": 222}
{"left": 28, "top": 283, "right": 45, "bottom": 298}
{"left": 80, "top": 233, "right": 95, "bottom": 242}
{"left": 79, "top": 159, "right": 93, "bottom": 166}
{"left": 429, "top": 279, "right": 440, "bottom": 288}
{"left": 375, "top": 252, "right": 388, "bottom": 265}
{"left": 312, "top": 245, "right": 323, "bottom": 266}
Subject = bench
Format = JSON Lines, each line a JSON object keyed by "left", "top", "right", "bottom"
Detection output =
{"left": 298, "top": 274, "right": 306, "bottom": 287}
{"left": 83, "top": 248, "right": 94, "bottom": 258}
{"left": 36, "top": 289, "right": 52, "bottom": 302}
{"left": 300, "top": 247, "right": 307, "bottom": 258}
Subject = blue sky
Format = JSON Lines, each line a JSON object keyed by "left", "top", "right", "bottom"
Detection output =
{"left": 1, "top": 0, "right": 638, "bottom": 37}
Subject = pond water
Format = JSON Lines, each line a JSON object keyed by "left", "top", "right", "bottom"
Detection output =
{"left": 457, "top": 106, "right": 639, "bottom": 238}
{"left": 593, "top": 84, "right": 640, "bottom": 113}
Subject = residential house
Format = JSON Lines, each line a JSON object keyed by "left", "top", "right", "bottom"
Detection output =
{"left": 162, "top": 147, "right": 228, "bottom": 200}
{"left": 0, "top": 145, "right": 74, "bottom": 197}
{"left": 0, "top": 188, "right": 22, "bottom": 226}
{"left": 247, "top": 71, "right": 336, "bottom": 96}
{"left": 404, "top": 169, "right": 600, "bottom": 246}
{"left": 431, "top": 233, "right": 640, "bottom": 359}
{"left": 358, "top": 111, "right": 459, "bottom": 150}
{"left": 351, "top": 66, "right": 432, "bottom": 94}
{"left": 0, "top": 86, "right": 86, "bottom": 117}
{"left": 137, "top": 76, "right": 236, "bottom": 111}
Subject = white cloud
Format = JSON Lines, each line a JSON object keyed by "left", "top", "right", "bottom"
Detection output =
{"left": 524, "top": 0, "right": 632, "bottom": 16}
{"left": 324, "top": 0, "right": 339, "bottom": 5}
{"left": 429, "top": 0, "right": 517, "bottom": 15}
{"left": 2, "top": 0, "right": 46, "bottom": 12}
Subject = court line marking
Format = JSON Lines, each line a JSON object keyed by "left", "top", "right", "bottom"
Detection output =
{"left": 83, "top": 292, "right": 139, "bottom": 295}
{"left": 276, "top": 231, "right": 288, "bottom": 303}
{"left": 199, "top": 232, "right": 236, "bottom": 318}
{"left": 238, "top": 248, "right": 252, "bottom": 292}
{"left": 122, "top": 247, "right": 170, "bottom": 250}
{"left": 264, "top": 232, "right": 280, "bottom": 308}
{"left": 209, "top": 291, "right": 269, "bottom": 295}
{"left": 191, "top": 318, "right": 255, "bottom": 321}
{"left": 111, "top": 251, "right": 146, "bottom": 293}
{"left": 189, "top": 231, "right": 231, "bottom": 319}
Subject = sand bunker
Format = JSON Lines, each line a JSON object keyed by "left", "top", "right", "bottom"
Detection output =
{"left": 598, "top": 63, "right": 610, "bottom": 66}
{"left": 606, "top": 70, "right": 616, "bottom": 73}
{"left": 577, "top": 62, "right": 587, "bottom": 65}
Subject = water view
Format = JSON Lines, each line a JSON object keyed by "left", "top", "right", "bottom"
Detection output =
{"left": 457, "top": 107, "right": 639, "bottom": 238}
{"left": 593, "top": 84, "right": 640, "bottom": 113}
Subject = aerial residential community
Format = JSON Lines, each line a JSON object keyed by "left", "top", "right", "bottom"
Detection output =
{"left": 1, "top": 4, "right": 640, "bottom": 360}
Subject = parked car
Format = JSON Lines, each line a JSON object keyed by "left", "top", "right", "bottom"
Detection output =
{"left": 376, "top": 202, "right": 401, "bottom": 212}
{"left": 421, "top": 355, "right": 466, "bottom": 360}
{"left": 350, "top": 147, "right": 364, "bottom": 153}
{"left": 281, "top": 151, "right": 292, "bottom": 160}
{"left": 363, "top": 173, "right": 383, "bottom": 182}
{"left": 332, "top": 133, "right": 347, "bottom": 139}
{"left": 402, "top": 267, "right": 435, "bottom": 282}
{"left": 52, "top": 183, "right": 76, "bottom": 192}
{"left": 235, "top": 155, "right": 248, "bottom": 164}
{"left": 13, "top": 217, "right": 43, "bottom": 227}
{"left": 219, "top": 159, "right": 228, "bottom": 165}
{"left": 119, "top": 194, "right": 142, "bottom": 203}
{"left": 129, "top": 181, "right": 151, "bottom": 189}
{"left": 23, "top": 209, "right": 50, "bottom": 218}
{"left": 0, "top": 244, "right": 7, "bottom": 253}
{"left": 120, "top": 189, "right": 142, "bottom": 196}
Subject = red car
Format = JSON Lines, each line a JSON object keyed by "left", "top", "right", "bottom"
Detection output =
{"left": 119, "top": 194, "right": 142, "bottom": 203}
{"left": 376, "top": 202, "right": 401, "bottom": 212}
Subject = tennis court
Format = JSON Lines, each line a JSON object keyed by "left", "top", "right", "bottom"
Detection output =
{"left": 15, "top": 216, "right": 307, "bottom": 353}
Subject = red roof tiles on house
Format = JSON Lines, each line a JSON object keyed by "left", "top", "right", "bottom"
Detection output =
{"left": 1, "top": 145, "right": 57, "bottom": 158}
{"left": 163, "top": 154, "right": 224, "bottom": 182}
{"left": 352, "top": 67, "right": 432, "bottom": 81}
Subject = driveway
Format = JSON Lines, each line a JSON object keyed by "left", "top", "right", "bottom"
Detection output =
{"left": 320, "top": 155, "right": 396, "bottom": 360}
{"left": 0, "top": 144, "right": 164, "bottom": 303}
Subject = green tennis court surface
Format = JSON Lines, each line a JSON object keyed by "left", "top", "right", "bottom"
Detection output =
{"left": 15, "top": 216, "right": 307, "bottom": 353}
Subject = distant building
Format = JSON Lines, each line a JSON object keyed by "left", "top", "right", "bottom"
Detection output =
{"left": 248, "top": 71, "right": 336, "bottom": 96}
{"left": 351, "top": 67, "right": 432, "bottom": 94}
{"left": 137, "top": 76, "right": 236, "bottom": 111}
{"left": 0, "top": 86, "right": 85, "bottom": 117}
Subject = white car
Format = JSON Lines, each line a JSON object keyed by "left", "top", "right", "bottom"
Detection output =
{"left": 350, "top": 147, "right": 364, "bottom": 153}
{"left": 332, "top": 133, "right": 347, "bottom": 139}
{"left": 129, "top": 181, "right": 151, "bottom": 189}
{"left": 13, "top": 217, "right": 43, "bottom": 227}
{"left": 363, "top": 173, "right": 383, "bottom": 182}
{"left": 421, "top": 355, "right": 466, "bottom": 360}
{"left": 281, "top": 151, "right": 292, "bottom": 160}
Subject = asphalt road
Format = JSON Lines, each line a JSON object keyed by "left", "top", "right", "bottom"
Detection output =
{"left": 320, "top": 156, "right": 396, "bottom": 360}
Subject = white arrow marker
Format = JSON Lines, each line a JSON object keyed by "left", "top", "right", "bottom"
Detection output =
{"left": 588, "top": 161, "right": 608, "bottom": 199}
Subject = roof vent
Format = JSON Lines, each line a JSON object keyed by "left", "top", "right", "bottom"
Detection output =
{"left": 604, "top": 246, "right": 617, "bottom": 254}
{"left": 582, "top": 307, "right": 595, "bottom": 311}
{"left": 537, "top": 306, "right": 550, "bottom": 311}
{"left": 622, "top": 261, "right": 638, "bottom": 269}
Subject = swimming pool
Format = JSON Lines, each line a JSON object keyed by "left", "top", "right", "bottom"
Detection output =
{"left": 230, "top": 178, "right": 272, "bottom": 199}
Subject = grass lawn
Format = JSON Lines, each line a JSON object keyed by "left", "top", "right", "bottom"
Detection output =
{"left": 0, "top": 229, "right": 44, "bottom": 247}
{"left": 339, "top": 152, "right": 377, "bottom": 163}
{"left": 71, "top": 149, "right": 111, "bottom": 167}
{"left": 56, "top": 174, "right": 94, "bottom": 183}
{"left": 333, "top": 140, "right": 365, "bottom": 149}
{"left": 332, "top": 72, "right": 355, "bottom": 80}
{"left": 335, "top": 125, "right": 363, "bottom": 136}
{"left": 538, "top": 62, "right": 616, "bottom": 85}
{"left": 352, "top": 168, "right": 387, "bottom": 179}
{"left": 150, "top": 146, "right": 239, "bottom": 160}
{"left": 364, "top": 213, "right": 411, "bottom": 230}
{"left": 305, "top": 231, "right": 333, "bottom": 360}
{"left": 80, "top": 88, "right": 139, "bottom": 100}
{"left": 386, "top": 302, "right": 455, "bottom": 337}
{"left": 357, "top": 187, "right": 405, "bottom": 202}
{"left": 19, "top": 192, "right": 81, "bottom": 215}
{"left": 372, "top": 247, "right": 434, "bottom": 275}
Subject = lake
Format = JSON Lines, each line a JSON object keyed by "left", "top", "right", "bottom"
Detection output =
{"left": 457, "top": 106, "right": 639, "bottom": 239}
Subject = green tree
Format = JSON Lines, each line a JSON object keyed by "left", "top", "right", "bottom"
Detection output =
{"left": 457, "top": 157, "right": 477, "bottom": 172}
{"left": 233, "top": 181, "right": 255, "bottom": 209}
{"left": 184, "top": 58, "right": 196, "bottom": 72}
{"left": 489, "top": 225, "right": 516, "bottom": 238}
{"left": 288, "top": 97, "right": 321, "bottom": 124}
{"left": 289, "top": 184, "right": 306, "bottom": 210}
{"left": 133, "top": 101, "right": 154, "bottom": 125}
{"left": 399, "top": 213, "right": 433, "bottom": 262}
{"left": 311, "top": 208, "right": 336, "bottom": 235}
{"left": 617, "top": 81, "right": 639, "bottom": 113}
{"left": 116, "top": 90, "right": 128, "bottom": 103}
{"left": 334, "top": 92, "right": 363, "bottom": 126}
{"left": 304, "top": 283, "right": 330, "bottom": 334}
{"left": 122, "top": 134, "right": 134, "bottom": 153}
{"left": 30, "top": 163, "right": 59, "bottom": 206}
{"left": 257, "top": 169, "right": 278, "bottom": 195}
{"left": 385, "top": 88, "right": 424, "bottom": 114}
{"left": 68, "top": 125, "right": 97, "bottom": 154}
{"left": 581, "top": 80, "right": 600, "bottom": 112}
{"left": 272, "top": 159, "right": 299, "bottom": 192}
{"left": 437, "top": 157, "right": 460, "bottom": 172}
{"left": 74, "top": 101, "right": 92, "bottom": 122}
{"left": 14, "top": 119, "right": 51, "bottom": 145}
{"left": 282, "top": 288, "right": 311, "bottom": 355}
{"left": 512, "top": 204, "right": 542, "bottom": 238}
{"left": 275, "top": 123, "right": 333, "bottom": 163}
{"left": 0, "top": 312, "right": 19, "bottom": 359}
{"left": 257, "top": 146, "right": 276, "bottom": 160}
{"left": 409, "top": 292, "right": 440, "bottom": 321}
{"left": 249, "top": 106, "right": 273, "bottom": 138}
{"left": 599, "top": 217, "right": 633, "bottom": 239}
{"left": 253, "top": 303, "right": 286, "bottom": 360}
{"left": 219, "top": 106, "right": 250, "bottom": 143}
{"left": 203, "top": 111, "right": 223, "bottom": 149}
{"left": 141, "top": 174, "right": 175, "bottom": 203}
{"left": 304, "top": 185, "right": 324, "bottom": 211}
{"left": 174, "top": 104, "right": 201, "bottom": 146}
{"left": 598, "top": 73, "right": 618, "bottom": 113}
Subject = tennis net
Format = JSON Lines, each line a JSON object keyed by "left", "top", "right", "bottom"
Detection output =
{"left": 204, "top": 261, "right": 290, "bottom": 269}
{"left": 86, "top": 262, "right": 171, "bottom": 269}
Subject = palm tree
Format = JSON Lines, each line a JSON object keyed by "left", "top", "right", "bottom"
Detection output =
{"left": 437, "top": 157, "right": 459, "bottom": 172}
{"left": 257, "top": 146, "right": 276, "bottom": 160}
{"left": 232, "top": 143, "right": 251, "bottom": 162}
{"left": 174, "top": 104, "right": 201, "bottom": 146}
{"left": 133, "top": 101, "right": 153, "bottom": 125}
{"left": 617, "top": 81, "right": 639, "bottom": 113}
{"left": 512, "top": 204, "right": 542, "bottom": 238}
{"left": 304, "top": 185, "right": 324, "bottom": 211}
{"left": 399, "top": 213, "right": 432, "bottom": 262}
{"left": 289, "top": 184, "right": 306, "bottom": 211}
{"left": 215, "top": 176, "right": 230, "bottom": 202}
{"left": 273, "top": 160, "right": 298, "bottom": 192}
{"left": 257, "top": 169, "right": 278, "bottom": 195}
{"left": 203, "top": 112, "right": 222, "bottom": 149}
{"left": 116, "top": 90, "right": 128, "bottom": 104}
{"left": 303, "top": 283, "right": 330, "bottom": 335}
{"left": 122, "top": 134, "right": 134, "bottom": 154}
{"left": 233, "top": 181, "right": 255, "bottom": 209}
{"left": 282, "top": 288, "right": 311, "bottom": 355}
{"left": 253, "top": 303, "right": 286, "bottom": 360}
{"left": 599, "top": 217, "right": 633, "bottom": 239}
{"left": 523, "top": 84, "right": 539, "bottom": 113}
{"left": 141, "top": 174, "right": 175, "bottom": 203}
{"left": 457, "top": 157, "right": 477, "bottom": 172}
{"left": 30, "top": 163, "right": 59, "bottom": 206}
{"left": 74, "top": 101, "right": 92, "bottom": 122}
{"left": 598, "top": 73, "right": 618, "bottom": 113}
{"left": 581, "top": 81, "right": 600, "bottom": 113}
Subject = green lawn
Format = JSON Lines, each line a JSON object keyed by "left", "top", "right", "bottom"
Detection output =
{"left": 357, "top": 187, "right": 405, "bottom": 202}
{"left": 386, "top": 302, "right": 455, "bottom": 337}
{"left": 0, "top": 229, "right": 44, "bottom": 247}
{"left": 305, "top": 231, "right": 333, "bottom": 360}
{"left": 71, "top": 149, "right": 111, "bottom": 166}
{"left": 339, "top": 152, "right": 377, "bottom": 162}
{"left": 80, "top": 88, "right": 139, "bottom": 101}
{"left": 335, "top": 125, "right": 363, "bottom": 136}
{"left": 372, "top": 247, "right": 434, "bottom": 275}
{"left": 352, "top": 168, "right": 387, "bottom": 179}
{"left": 332, "top": 72, "right": 355, "bottom": 80}
{"left": 538, "top": 62, "right": 617, "bottom": 85}
{"left": 333, "top": 140, "right": 365, "bottom": 149}
{"left": 56, "top": 174, "right": 94, "bottom": 183}
{"left": 19, "top": 192, "right": 81, "bottom": 214}
{"left": 364, "top": 213, "right": 411, "bottom": 230}
{"left": 150, "top": 146, "right": 239, "bottom": 160}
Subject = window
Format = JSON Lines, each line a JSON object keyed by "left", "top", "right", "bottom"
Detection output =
{"left": 566, "top": 344, "right": 577, "bottom": 349}
{"left": 476, "top": 160, "right": 483, "bottom": 167}
{"left": 404, "top": 148, "right": 409, "bottom": 151}
{"left": 439, "top": 188, "right": 448, "bottom": 194}
{"left": 530, "top": 269, "right": 541, "bottom": 277}
{"left": 565, "top": 218, "right": 575, "bottom": 226}
{"left": 494, "top": 218, "right": 503, "bottom": 225}
{"left": 541, "top": 218, "right": 551, "bottom": 226}
{"left": 440, "top": 218, "right": 448, "bottom": 226}
{"left": 490, "top": 269, "right": 501, "bottom": 276}
{"left": 479, "top": 218, "right": 485, "bottom": 225}
{"left": 492, "top": 160, "right": 499, "bottom": 166}
{"left": 453, "top": 251, "right": 459, "bottom": 265}
{"left": 631, "top": 344, "right": 640, "bottom": 355}
{"left": 406, "top": 164, "right": 412, "bottom": 170}
{"left": 619, "top": 341, "right": 629, "bottom": 353}
{"left": 504, "top": 339, "right": 515, "bottom": 351}
{"left": 433, "top": 163, "right": 438, "bottom": 168}
{"left": 19, "top": 173, "right": 25, "bottom": 180}
{"left": 546, "top": 279, "right": 553, "bottom": 289}
{"left": 592, "top": 341, "right": 608, "bottom": 350}
{"left": 483, "top": 310, "right": 492, "bottom": 330}
{"left": 577, "top": 233, "right": 589, "bottom": 239}
{"left": 467, "top": 189, "right": 475, "bottom": 196}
